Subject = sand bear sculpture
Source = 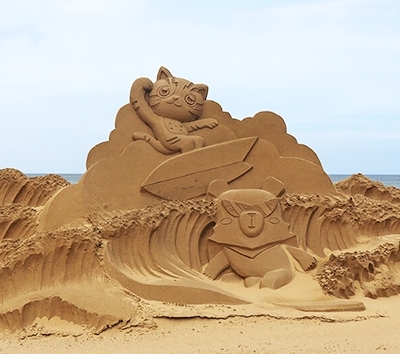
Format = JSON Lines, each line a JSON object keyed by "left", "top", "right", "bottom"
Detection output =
{"left": 204, "top": 179, "right": 317, "bottom": 289}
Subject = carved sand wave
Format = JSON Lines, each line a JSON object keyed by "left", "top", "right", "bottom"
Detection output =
{"left": 317, "top": 242, "right": 400, "bottom": 299}
{"left": 0, "top": 168, "right": 69, "bottom": 207}
{"left": 335, "top": 173, "right": 400, "bottom": 203}
{"left": 2, "top": 170, "right": 400, "bottom": 334}
{"left": 282, "top": 193, "right": 400, "bottom": 256}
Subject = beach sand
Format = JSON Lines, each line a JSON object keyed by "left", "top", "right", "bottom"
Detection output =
{"left": 0, "top": 297, "right": 399, "bottom": 353}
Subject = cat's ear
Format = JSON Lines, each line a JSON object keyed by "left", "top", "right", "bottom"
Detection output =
{"left": 157, "top": 66, "right": 173, "bottom": 81}
{"left": 193, "top": 84, "right": 208, "bottom": 100}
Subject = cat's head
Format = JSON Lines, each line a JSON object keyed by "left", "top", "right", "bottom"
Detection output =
{"left": 148, "top": 67, "right": 208, "bottom": 122}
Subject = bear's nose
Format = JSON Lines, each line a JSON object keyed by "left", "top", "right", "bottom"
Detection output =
{"left": 239, "top": 211, "right": 264, "bottom": 237}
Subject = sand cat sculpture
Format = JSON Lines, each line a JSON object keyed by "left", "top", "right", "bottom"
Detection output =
{"left": 204, "top": 179, "right": 317, "bottom": 289}
{"left": 130, "top": 66, "right": 218, "bottom": 154}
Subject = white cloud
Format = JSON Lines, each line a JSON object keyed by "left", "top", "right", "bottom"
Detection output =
{"left": 0, "top": 0, "right": 399, "bottom": 173}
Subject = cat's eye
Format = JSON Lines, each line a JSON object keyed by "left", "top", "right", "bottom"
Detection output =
{"left": 184, "top": 94, "right": 196, "bottom": 106}
{"left": 158, "top": 86, "right": 170, "bottom": 97}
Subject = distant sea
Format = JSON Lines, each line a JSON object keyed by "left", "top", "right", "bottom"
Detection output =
{"left": 26, "top": 173, "right": 400, "bottom": 189}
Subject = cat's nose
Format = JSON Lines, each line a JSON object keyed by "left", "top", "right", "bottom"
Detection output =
{"left": 172, "top": 95, "right": 182, "bottom": 107}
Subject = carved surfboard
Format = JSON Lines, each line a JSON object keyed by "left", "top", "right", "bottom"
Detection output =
{"left": 142, "top": 137, "right": 258, "bottom": 200}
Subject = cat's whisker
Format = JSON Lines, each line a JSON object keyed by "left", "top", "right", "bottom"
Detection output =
{"left": 189, "top": 111, "right": 201, "bottom": 120}
{"left": 150, "top": 103, "right": 160, "bottom": 109}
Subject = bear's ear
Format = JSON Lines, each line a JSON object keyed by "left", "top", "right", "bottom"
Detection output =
{"left": 262, "top": 177, "right": 285, "bottom": 197}
{"left": 206, "top": 179, "right": 230, "bottom": 199}
{"left": 157, "top": 66, "right": 173, "bottom": 81}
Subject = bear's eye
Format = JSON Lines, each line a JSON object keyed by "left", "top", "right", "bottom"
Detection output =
{"left": 269, "top": 217, "right": 280, "bottom": 224}
{"left": 184, "top": 93, "right": 196, "bottom": 106}
{"left": 221, "top": 200, "right": 240, "bottom": 217}
{"left": 158, "top": 86, "right": 171, "bottom": 97}
{"left": 220, "top": 218, "right": 232, "bottom": 225}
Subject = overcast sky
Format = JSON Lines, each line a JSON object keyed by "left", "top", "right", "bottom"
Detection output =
{"left": 1, "top": 0, "right": 399, "bottom": 174}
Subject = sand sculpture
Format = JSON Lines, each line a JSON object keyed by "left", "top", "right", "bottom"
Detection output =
{"left": 2, "top": 67, "right": 400, "bottom": 334}
{"left": 204, "top": 179, "right": 317, "bottom": 289}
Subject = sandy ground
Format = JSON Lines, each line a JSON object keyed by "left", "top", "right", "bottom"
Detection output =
{"left": 0, "top": 296, "right": 399, "bottom": 354}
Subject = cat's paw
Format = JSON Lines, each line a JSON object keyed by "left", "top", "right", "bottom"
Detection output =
{"left": 135, "top": 77, "right": 153, "bottom": 92}
{"left": 142, "top": 78, "right": 153, "bottom": 92}
{"left": 201, "top": 118, "right": 218, "bottom": 129}
{"left": 132, "top": 131, "right": 150, "bottom": 142}
{"left": 131, "top": 100, "right": 140, "bottom": 111}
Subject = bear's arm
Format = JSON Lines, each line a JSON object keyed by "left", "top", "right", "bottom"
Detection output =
{"left": 203, "top": 250, "right": 229, "bottom": 279}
